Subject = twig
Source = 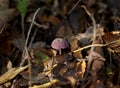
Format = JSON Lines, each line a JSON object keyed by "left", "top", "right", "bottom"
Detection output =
{"left": 72, "top": 39, "right": 120, "bottom": 53}
{"left": 20, "top": 8, "right": 41, "bottom": 87}
{"left": 33, "top": 21, "right": 48, "bottom": 29}
{"left": 21, "top": 14, "right": 25, "bottom": 40}
{"left": 30, "top": 79, "right": 59, "bottom": 88}
{"left": 0, "top": 24, "right": 6, "bottom": 34}
{"left": 20, "top": 8, "right": 41, "bottom": 66}
{"left": 28, "top": 28, "right": 38, "bottom": 50}
{"left": 24, "top": 8, "right": 41, "bottom": 49}
{"left": 25, "top": 47, "right": 32, "bottom": 87}
{"left": 81, "top": 6, "right": 97, "bottom": 70}
{"left": 68, "top": 0, "right": 81, "bottom": 15}
{"left": 66, "top": 0, "right": 81, "bottom": 35}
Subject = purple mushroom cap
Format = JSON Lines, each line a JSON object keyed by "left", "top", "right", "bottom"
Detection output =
{"left": 51, "top": 38, "right": 69, "bottom": 55}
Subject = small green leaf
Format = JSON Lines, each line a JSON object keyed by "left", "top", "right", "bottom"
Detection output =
{"left": 35, "top": 50, "right": 49, "bottom": 62}
{"left": 106, "top": 67, "right": 113, "bottom": 75}
{"left": 17, "top": 0, "right": 29, "bottom": 17}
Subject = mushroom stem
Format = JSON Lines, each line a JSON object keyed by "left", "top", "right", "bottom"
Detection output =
{"left": 59, "top": 49, "right": 62, "bottom": 55}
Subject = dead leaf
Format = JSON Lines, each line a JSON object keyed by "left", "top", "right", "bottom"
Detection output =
{"left": 39, "top": 13, "right": 61, "bottom": 25}
{"left": 66, "top": 76, "right": 76, "bottom": 88}
{"left": 0, "top": 65, "right": 28, "bottom": 85}
{"left": 55, "top": 53, "right": 72, "bottom": 64}
{"left": 7, "top": 60, "right": 13, "bottom": 70}
{"left": 56, "top": 24, "right": 73, "bottom": 38}
{"left": 103, "top": 32, "right": 120, "bottom": 54}
{"left": 75, "top": 61, "right": 86, "bottom": 79}
{"left": 70, "top": 38, "right": 83, "bottom": 59}
{"left": 103, "top": 32, "right": 119, "bottom": 44}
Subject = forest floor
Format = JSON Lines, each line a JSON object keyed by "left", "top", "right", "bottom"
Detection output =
{"left": 0, "top": 0, "right": 120, "bottom": 88}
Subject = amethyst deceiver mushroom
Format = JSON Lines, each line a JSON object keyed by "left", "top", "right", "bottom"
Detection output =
{"left": 51, "top": 38, "right": 69, "bottom": 55}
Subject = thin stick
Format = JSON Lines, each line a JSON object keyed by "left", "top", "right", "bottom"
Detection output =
{"left": 66, "top": 0, "right": 81, "bottom": 34}
{"left": 0, "top": 24, "right": 6, "bottom": 34}
{"left": 20, "top": 8, "right": 41, "bottom": 87}
{"left": 72, "top": 39, "right": 120, "bottom": 53}
{"left": 20, "top": 8, "right": 41, "bottom": 66}
{"left": 68, "top": 0, "right": 81, "bottom": 15}
{"left": 28, "top": 28, "right": 38, "bottom": 50}
{"left": 31, "top": 79, "right": 59, "bottom": 88}
{"left": 33, "top": 21, "right": 48, "bottom": 29}
{"left": 25, "top": 47, "right": 32, "bottom": 87}
{"left": 24, "top": 8, "right": 40, "bottom": 48}
{"left": 21, "top": 15, "right": 25, "bottom": 40}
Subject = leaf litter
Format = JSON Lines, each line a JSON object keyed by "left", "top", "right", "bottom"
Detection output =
{"left": 0, "top": 0, "right": 120, "bottom": 88}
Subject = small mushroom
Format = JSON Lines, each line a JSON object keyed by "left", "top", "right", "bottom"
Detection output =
{"left": 51, "top": 38, "right": 69, "bottom": 55}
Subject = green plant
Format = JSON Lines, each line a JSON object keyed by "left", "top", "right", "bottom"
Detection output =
{"left": 34, "top": 50, "right": 49, "bottom": 62}
{"left": 17, "top": 0, "right": 29, "bottom": 40}
{"left": 17, "top": 0, "right": 29, "bottom": 17}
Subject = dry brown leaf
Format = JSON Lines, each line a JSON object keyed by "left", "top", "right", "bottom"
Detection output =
{"left": 0, "top": 65, "right": 28, "bottom": 85}
{"left": 103, "top": 32, "right": 119, "bottom": 44}
{"left": 66, "top": 76, "right": 76, "bottom": 87}
{"left": 75, "top": 61, "right": 86, "bottom": 79}
{"left": 103, "top": 32, "right": 120, "bottom": 54}
{"left": 56, "top": 24, "right": 73, "bottom": 38}
{"left": 39, "top": 14, "right": 61, "bottom": 25}
{"left": 70, "top": 38, "right": 82, "bottom": 59}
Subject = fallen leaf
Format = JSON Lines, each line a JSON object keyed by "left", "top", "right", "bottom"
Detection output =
{"left": 39, "top": 11, "right": 61, "bottom": 25}
{"left": 56, "top": 24, "right": 73, "bottom": 38}
{"left": 75, "top": 61, "right": 86, "bottom": 79}
{"left": 66, "top": 76, "right": 76, "bottom": 88}
{"left": 70, "top": 38, "right": 83, "bottom": 59}
{"left": 0, "top": 65, "right": 28, "bottom": 85}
